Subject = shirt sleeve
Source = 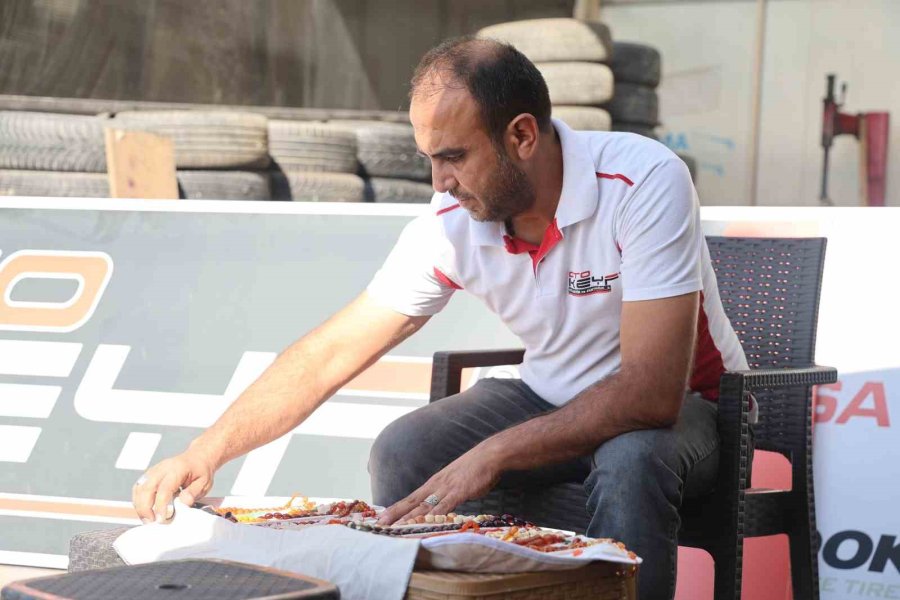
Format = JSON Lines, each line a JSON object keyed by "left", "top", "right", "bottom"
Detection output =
{"left": 366, "top": 215, "right": 458, "bottom": 316}
{"left": 615, "top": 157, "right": 703, "bottom": 302}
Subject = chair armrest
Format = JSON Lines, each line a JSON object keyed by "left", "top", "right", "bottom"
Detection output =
{"left": 713, "top": 364, "right": 838, "bottom": 512}
{"left": 430, "top": 349, "right": 525, "bottom": 402}
{"left": 717, "top": 364, "right": 837, "bottom": 443}
{"left": 721, "top": 365, "right": 838, "bottom": 391}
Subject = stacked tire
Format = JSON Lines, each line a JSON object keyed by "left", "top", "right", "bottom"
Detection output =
{"left": 478, "top": 19, "right": 614, "bottom": 132}
{"left": 1, "top": 111, "right": 108, "bottom": 198}
{"left": 0, "top": 110, "right": 274, "bottom": 200}
{"left": 325, "top": 121, "right": 433, "bottom": 204}
{"left": 0, "top": 169, "right": 271, "bottom": 200}
{"left": 0, "top": 110, "right": 431, "bottom": 204}
{"left": 267, "top": 120, "right": 365, "bottom": 202}
{"left": 477, "top": 20, "right": 697, "bottom": 183}
{"left": 111, "top": 110, "right": 273, "bottom": 200}
{"left": 608, "top": 42, "right": 696, "bottom": 181}
{"left": 607, "top": 42, "right": 661, "bottom": 140}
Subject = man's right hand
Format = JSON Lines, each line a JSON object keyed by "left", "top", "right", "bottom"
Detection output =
{"left": 129, "top": 293, "right": 432, "bottom": 524}
{"left": 132, "top": 449, "right": 217, "bottom": 524}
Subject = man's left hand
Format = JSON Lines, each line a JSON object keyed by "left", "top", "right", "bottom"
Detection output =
{"left": 377, "top": 445, "right": 501, "bottom": 525}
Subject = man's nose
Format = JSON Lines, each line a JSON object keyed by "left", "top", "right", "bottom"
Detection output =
{"left": 431, "top": 161, "right": 456, "bottom": 194}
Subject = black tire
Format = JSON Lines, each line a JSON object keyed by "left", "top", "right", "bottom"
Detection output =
{"left": 551, "top": 106, "right": 611, "bottom": 131}
{"left": 267, "top": 121, "right": 358, "bottom": 173}
{"left": 0, "top": 111, "right": 107, "bottom": 144}
{"left": 611, "top": 122, "right": 659, "bottom": 140}
{"left": 112, "top": 110, "right": 270, "bottom": 169}
{"left": 0, "top": 169, "right": 273, "bottom": 200}
{"left": 536, "top": 62, "right": 614, "bottom": 105}
{"left": 366, "top": 177, "right": 435, "bottom": 204}
{"left": 611, "top": 42, "right": 662, "bottom": 88}
{"left": 330, "top": 121, "right": 430, "bottom": 182}
{"left": 477, "top": 19, "right": 613, "bottom": 63}
{"left": 0, "top": 169, "right": 108, "bottom": 197}
{"left": 282, "top": 171, "right": 365, "bottom": 202}
{"left": 604, "top": 83, "right": 659, "bottom": 126}
{"left": 177, "top": 171, "right": 271, "bottom": 200}
{"left": 0, "top": 143, "right": 107, "bottom": 172}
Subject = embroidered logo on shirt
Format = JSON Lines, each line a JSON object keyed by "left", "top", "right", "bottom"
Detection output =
{"left": 567, "top": 271, "right": 619, "bottom": 297}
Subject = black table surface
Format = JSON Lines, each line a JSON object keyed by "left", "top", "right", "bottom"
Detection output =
{"left": 1, "top": 559, "right": 339, "bottom": 600}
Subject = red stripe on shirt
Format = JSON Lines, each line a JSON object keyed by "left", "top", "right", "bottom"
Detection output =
{"left": 436, "top": 204, "right": 461, "bottom": 216}
{"left": 596, "top": 172, "right": 635, "bottom": 186}
{"left": 433, "top": 267, "right": 462, "bottom": 290}
{"left": 690, "top": 292, "right": 726, "bottom": 401}
{"left": 502, "top": 219, "right": 563, "bottom": 273}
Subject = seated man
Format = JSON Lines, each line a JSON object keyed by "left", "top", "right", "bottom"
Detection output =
{"left": 133, "top": 37, "right": 747, "bottom": 600}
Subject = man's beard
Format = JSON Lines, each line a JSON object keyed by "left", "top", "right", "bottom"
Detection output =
{"left": 451, "top": 150, "right": 536, "bottom": 223}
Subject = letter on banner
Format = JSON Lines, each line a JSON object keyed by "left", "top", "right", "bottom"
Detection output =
{"left": 0, "top": 250, "right": 112, "bottom": 332}
{"left": 74, "top": 345, "right": 278, "bottom": 426}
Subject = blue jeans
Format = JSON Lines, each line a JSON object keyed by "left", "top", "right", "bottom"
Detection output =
{"left": 369, "top": 378, "right": 719, "bottom": 600}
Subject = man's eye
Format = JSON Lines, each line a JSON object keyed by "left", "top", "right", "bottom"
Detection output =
{"left": 445, "top": 154, "right": 463, "bottom": 163}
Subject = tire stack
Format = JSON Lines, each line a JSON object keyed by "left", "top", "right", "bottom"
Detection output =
{"left": 1, "top": 111, "right": 109, "bottom": 198}
{"left": 0, "top": 110, "right": 274, "bottom": 200}
{"left": 327, "top": 121, "right": 433, "bottom": 204}
{"left": 607, "top": 44, "right": 696, "bottom": 181}
{"left": 477, "top": 19, "right": 614, "bottom": 133}
{"left": 267, "top": 120, "right": 365, "bottom": 202}
{"left": 607, "top": 42, "right": 662, "bottom": 140}
{"left": 0, "top": 109, "right": 429, "bottom": 204}
{"left": 111, "top": 110, "right": 273, "bottom": 200}
{"left": 607, "top": 43, "right": 696, "bottom": 179}
{"left": 477, "top": 20, "right": 697, "bottom": 183}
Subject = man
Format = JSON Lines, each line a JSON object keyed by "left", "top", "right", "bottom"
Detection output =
{"left": 133, "top": 37, "right": 747, "bottom": 600}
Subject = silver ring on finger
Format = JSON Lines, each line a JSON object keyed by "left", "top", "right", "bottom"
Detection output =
{"left": 422, "top": 493, "right": 440, "bottom": 507}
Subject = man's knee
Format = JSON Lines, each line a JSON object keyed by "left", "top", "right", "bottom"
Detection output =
{"left": 598, "top": 428, "right": 681, "bottom": 472}
{"left": 585, "top": 428, "right": 684, "bottom": 500}
{"left": 369, "top": 405, "right": 458, "bottom": 503}
{"left": 369, "top": 411, "right": 423, "bottom": 477}
{"left": 369, "top": 411, "right": 425, "bottom": 505}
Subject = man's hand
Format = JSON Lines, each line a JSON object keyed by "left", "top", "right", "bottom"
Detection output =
{"left": 132, "top": 449, "right": 217, "bottom": 524}
{"left": 129, "top": 292, "right": 431, "bottom": 524}
{"left": 377, "top": 446, "right": 501, "bottom": 525}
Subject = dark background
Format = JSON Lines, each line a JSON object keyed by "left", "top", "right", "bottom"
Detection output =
{"left": 0, "top": 0, "right": 574, "bottom": 111}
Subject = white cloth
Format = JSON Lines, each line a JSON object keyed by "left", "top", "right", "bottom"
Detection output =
{"left": 114, "top": 501, "right": 420, "bottom": 600}
{"left": 114, "top": 503, "right": 641, "bottom": 597}
{"left": 417, "top": 532, "right": 640, "bottom": 572}
{"left": 366, "top": 119, "right": 748, "bottom": 406}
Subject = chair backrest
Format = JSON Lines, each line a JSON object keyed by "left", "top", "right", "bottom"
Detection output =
{"left": 706, "top": 236, "right": 827, "bottom": 456}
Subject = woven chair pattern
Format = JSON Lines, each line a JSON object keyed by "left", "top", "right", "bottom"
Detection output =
{"left": 68, "top": 527, "right": 128, "bottom": 571}
{"left": 710, "top": 237, "right": 823, "bottom": 457}
{"left": 16, "top": 559, "right": 337, "bottom": 599}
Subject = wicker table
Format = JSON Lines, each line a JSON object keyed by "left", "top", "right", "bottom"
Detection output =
{"left": 407, "top": 564, "right": 636, "bottom": 599}
{"left": 67, "top": 527, "right": 636, "bottom": 600}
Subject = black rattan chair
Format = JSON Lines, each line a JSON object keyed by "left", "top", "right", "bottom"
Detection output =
{"left": 429, "top": 237, "right": 838, "bottom": 600}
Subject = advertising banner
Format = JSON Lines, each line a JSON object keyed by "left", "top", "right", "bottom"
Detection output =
{"left": 0, "top": 199, "right": 897, "bottom": 599}
{"left": 0, "top": 199, "right": 519, "bottom": 569}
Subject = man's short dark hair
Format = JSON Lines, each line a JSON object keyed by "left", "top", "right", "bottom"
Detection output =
{"left": 410, "top": 36, "right": 552, "bottom": 146}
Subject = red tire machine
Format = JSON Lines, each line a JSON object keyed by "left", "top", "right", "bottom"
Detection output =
{"left": 820, "top": 74, "right": 890, "bottom": 206}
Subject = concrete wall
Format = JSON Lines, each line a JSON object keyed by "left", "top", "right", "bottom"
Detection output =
{"left": 604, "top": 0, "right": 900, "bottom": 207}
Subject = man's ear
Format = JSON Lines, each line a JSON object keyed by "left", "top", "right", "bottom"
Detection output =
{"left": 506, "top": 114, "right": 540, "bottom": 161}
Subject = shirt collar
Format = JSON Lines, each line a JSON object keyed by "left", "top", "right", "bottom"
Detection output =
{"left": 470, "top": 118, "right": 598, "bottom": 247}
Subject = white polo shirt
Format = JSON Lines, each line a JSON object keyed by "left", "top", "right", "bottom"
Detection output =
{"left": 367, "top": 119, "right": 747, "bottom": 407}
